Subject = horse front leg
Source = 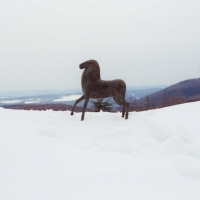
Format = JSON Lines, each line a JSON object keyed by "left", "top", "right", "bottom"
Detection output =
{"left": 125, "top": 102, "right": 129, "bottom": 119}
{"left": 70, "top": 95, "right": 85, "bottom": 115}
{"left": 81, "top": 96, "right": 89, "bottom": 121}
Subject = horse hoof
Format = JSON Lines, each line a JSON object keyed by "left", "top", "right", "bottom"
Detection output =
{"left": 70, "top": 113, "right": 74, "bottom": 115}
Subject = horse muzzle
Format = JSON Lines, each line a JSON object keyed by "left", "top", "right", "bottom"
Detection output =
{"left": 79, "top": 64, "right": 84, "bottom": 69}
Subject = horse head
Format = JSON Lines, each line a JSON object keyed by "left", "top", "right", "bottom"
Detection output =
{"left": 80, "top": 60, "right": 101, "bottom": 82}
{"left": 79, "top": 59, "right": 99, "bottom": 69}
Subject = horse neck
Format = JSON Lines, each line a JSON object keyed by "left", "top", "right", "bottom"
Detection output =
{"left": 84, "top": 66, "right": 101, "bottom": 81}
{"left": 93, "top": 67, "right": 101, "bottom": 80}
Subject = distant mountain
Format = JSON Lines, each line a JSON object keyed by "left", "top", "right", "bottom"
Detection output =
{"left": 0, "top": 86, "right": 164, "bottom": 107}
{"left": 126, "top": 88, "right": 163, "bottom": 100}
{"left": 0, "top": 86, "right": 165, "bottom": 98}
{"left": 0, "top": 89, "right": 82, "bottom": 97}
{"left": 127, "top": 85, "right": 168, "bottom": 90}
{"left": 136, "top": 78, "right": 200, "bottom": 108}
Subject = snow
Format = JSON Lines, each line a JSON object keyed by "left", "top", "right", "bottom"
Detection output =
{"left": 53, "top": 95, "right": 82, "bottom": 102}
{"left": 0, "top": 102, "right": 200, "bottom": 200}
{"left": 0, "top": 100, "right": 23, "bottom": 104}
{"left": 25, "top": 100, "right": 41, "bottom": 104}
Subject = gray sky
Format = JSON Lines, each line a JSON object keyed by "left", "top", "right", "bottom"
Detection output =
{"left": 1, "top": 0, "right": 200, "bottom": 91}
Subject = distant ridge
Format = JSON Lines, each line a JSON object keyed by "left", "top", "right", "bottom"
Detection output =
{"left": 0, "top": 89, "right": 82, "bottom": 97}
{"left": 137, "top": 78, "right": 200, "bottom": 108}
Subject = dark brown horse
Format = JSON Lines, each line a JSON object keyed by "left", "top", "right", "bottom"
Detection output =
{"left": 70, "top": 60, "right": 129, "bottom": 120}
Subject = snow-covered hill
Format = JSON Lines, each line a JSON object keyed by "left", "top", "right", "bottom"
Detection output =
{"left": 1, "top": 102, "right": 200, "bottom": 200}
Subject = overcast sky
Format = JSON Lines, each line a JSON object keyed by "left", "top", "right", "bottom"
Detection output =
{"left": 0, "top": 0, "right": 200, "bottom": 91}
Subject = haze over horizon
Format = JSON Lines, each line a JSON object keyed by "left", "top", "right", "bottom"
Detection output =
{"left": 1, "top": 0, "right": 200, "bottom": 91}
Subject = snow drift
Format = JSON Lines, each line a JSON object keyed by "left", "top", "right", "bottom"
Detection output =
{"left": 0, "top": 102, "right": 200, "bottom": 200}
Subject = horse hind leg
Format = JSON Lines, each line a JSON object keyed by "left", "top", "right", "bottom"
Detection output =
{"left": 124, "top": 101, "right": 129, "bottom": 119}
{"left": 70, "top": 95, "right": 85, "bottom": 115}
{"left": 121, "top": 101, "right": 129, "bottom": 119}
{"left": 122, "top": 105, "right": 125, "bottom": 118}
{"left": 113, "top": 95, "right": 129, "bottom": 119}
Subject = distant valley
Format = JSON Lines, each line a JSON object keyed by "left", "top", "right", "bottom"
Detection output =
{"left": 0, "top": 87, "right": 163, "bottom": 110}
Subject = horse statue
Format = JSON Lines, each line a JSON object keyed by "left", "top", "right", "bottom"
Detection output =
{"left": 70, "top": 60, "right": 129, "bottom": 120}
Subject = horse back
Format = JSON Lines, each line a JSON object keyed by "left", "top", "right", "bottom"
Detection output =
{"left": 89, "top": 79, "right": 126, "bottom": 98}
